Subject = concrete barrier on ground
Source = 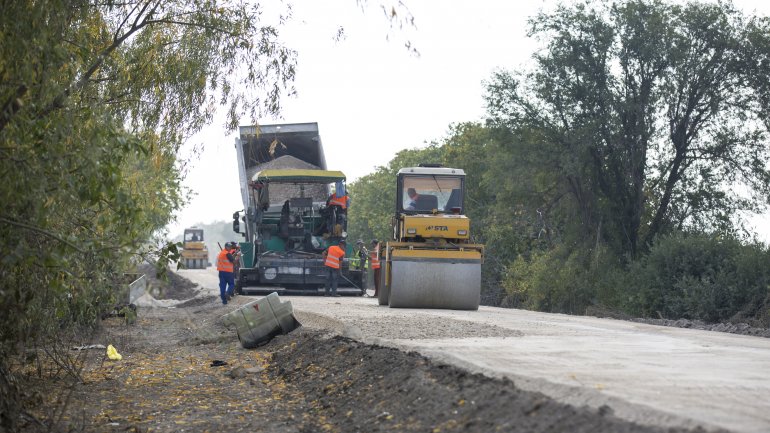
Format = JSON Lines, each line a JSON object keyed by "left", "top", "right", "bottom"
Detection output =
{"left": 221, "top": 293, "right": 302, "bottom": 348}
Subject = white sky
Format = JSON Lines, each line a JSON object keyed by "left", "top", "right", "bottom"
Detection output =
{"left": 168, "top": 0, "right": 770, "bottom": 242}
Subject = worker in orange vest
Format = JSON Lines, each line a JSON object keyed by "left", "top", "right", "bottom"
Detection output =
{"left": 217, "top": 242, "right": 236, "bottom": 305}
{"left": 322, "top": 239, "right": 346, "bottom": 297}
{"left": 327, "top": 191, "right": 349, "bottom": 208}
{"left": 325, "top": 181, "right": 350, "bottom": 236}
{"left": 370, "top": 239, "right": 381, "bottom": 297}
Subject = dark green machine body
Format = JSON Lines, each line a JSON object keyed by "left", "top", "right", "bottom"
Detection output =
{"left": 232, "top": 123, "right": 364, "bottom": 295}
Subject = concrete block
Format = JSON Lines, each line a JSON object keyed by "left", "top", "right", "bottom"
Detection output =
{"left": 221, "top": 292, "right": 301, "bottom": 348}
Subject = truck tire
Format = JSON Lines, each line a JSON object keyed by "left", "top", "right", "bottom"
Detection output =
{"left": 234, "top": 269, "right": 244, "bottom": 295}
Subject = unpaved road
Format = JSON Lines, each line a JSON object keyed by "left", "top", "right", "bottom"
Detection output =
{"left": 176, "top": 267, "right": 770, "bottom": 433}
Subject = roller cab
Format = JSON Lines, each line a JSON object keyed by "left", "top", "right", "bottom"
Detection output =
{"left": 378, "top": 165, "right": 484, "bottom": 310}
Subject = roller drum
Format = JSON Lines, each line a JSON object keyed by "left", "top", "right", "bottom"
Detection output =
{"left": 388, "top": 258, "right": 480, "bottom": 310}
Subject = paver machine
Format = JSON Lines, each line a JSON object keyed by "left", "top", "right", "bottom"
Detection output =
{"left": 231, "top": 123, "right": 364, "bottom": 295}
{"left": 377, "top": 164, "right": 483, "bottom": 310}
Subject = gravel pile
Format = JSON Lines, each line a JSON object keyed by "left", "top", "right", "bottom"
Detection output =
{"left": 246, "top": 155, "right": 329, "bottom": 203}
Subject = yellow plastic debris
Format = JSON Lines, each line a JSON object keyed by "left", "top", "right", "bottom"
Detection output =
{"left": 106, "top": 344, "right": 122, "bottom": 361}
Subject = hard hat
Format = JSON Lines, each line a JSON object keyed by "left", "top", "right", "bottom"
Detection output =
{"left": 356, "top": 239, "right": 364, "bottom": 245}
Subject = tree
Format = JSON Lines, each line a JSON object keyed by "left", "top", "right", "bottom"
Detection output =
{"left": 0, "top": 1, "right": 297, "bottom": 429}
{"left": 485, "top": 0, "right": 770, "bottom": 257}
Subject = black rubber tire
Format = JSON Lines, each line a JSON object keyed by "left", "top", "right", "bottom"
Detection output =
{"left": 234, "top": 271, "right": 244, "bottom": 295}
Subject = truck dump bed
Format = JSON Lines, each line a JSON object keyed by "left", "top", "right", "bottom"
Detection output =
{"left": 236, "top": 123, "right": 326, "bottom": 209}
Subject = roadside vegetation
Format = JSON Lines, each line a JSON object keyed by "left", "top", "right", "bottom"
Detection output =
{"left": 349, "top": 0, "right": 770, "bottom": 325}
{"left": 0, "top": 1, "right": 296, "bottom": 430}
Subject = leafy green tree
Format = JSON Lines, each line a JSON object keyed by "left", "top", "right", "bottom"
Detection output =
{"left": 485, "top": 0, "right": 770, "bottom": 258}
{"left": 0, "top": 1, "right": 296, "bottom": 429}
{"left": 442, "top": 122, "right": 580, "bottom": 304}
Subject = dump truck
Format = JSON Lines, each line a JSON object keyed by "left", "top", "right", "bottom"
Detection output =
{"left": 180, "top": 227, "right": 209, "bottom": 269}
{"left": 231, "top": 122, "right": 364, "bottom": 295}
{"left": 377, "top": 164, "right": 484, "bottom": 310}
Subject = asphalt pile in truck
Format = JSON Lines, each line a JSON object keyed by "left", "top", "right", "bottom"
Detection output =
{"left": 245, "top": 154, "right": 327, "bottom": 202}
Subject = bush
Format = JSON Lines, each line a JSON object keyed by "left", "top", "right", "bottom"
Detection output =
{"left": 503, "top": 243, "right": 627, "bottom": 314}
{"left": 624, "top": 233, "right": 770, "bottom": 323}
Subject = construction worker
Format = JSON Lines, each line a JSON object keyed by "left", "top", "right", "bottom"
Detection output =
{"left": 353, "top": 239, "right": 369, "bottom": 296}
{"left": 326, "top": 181, "right": 350, "bottom": 236}
{"left": 322, "top": 239, "right": 346, "bottom": 297}
{"left": 217, "top": 242, "right": 236, "bottom": 305}
{"left": 327, "top": 192, "right": 349, "bottom": 209}
{"left": 370, "top": 239, "right": 381, "bottom": 297}
{"left": 406, "top": 188, "right": 420, "bottom": 210}
{"left": 352, "top": 239, "right": 368, "bottom": 270}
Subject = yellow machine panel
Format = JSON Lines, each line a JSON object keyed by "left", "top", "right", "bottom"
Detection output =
{"left": 399, "top": 214, "right": 471, "bottom": 240}
{"left": 390, "top": 248, "right": 482, "bottom": 261}
{"left": 184, "top": 241, "right": 206, "bottom": 250}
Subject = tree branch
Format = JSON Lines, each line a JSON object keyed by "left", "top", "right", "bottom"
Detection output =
{"left": 143, "top": 18, "right": 237, "bottom": 36}
{"left": 0, "top": 217, "right": 84, "bottom": 253}
{"left": 35, "top": 1, "right": 162, "bottom": 119}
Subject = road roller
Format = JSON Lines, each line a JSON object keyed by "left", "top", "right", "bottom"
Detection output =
{"left": 377, "top": 164, "right": 484, "bottom": 310}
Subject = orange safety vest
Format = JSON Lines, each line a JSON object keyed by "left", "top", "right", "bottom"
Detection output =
{"left": 216, "top": 249, "right": 234, "bottom": 273}
{"left": 370, "top": 244, "right": 381, "bottom": 269}
{"left": 328, "top": 193, "right": 348, "bottom": 209}
{"left": 324, "top": 245, "right": 345, "bottom": 269}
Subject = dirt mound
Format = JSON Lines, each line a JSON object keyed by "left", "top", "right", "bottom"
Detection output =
{"left": 268, "top": 332, "right": 715, "bottom": 433}
{"left": 137, "top": 262, "right": 199, "bottom": 300}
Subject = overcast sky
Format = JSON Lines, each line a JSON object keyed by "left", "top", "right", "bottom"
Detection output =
{"left": 168, "top": 0, "right": 770, "bottom": 242}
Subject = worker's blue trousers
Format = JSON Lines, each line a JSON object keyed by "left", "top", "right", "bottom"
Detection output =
{"left": 219, "top": 271, "right": 235, "bottom": 304}
{"left": 324, "top": 267, "right": 340, "bottom": 295}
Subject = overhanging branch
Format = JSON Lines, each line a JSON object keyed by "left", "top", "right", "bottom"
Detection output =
{"left": 0, "top": 217, "right": 84, "bottom": 253}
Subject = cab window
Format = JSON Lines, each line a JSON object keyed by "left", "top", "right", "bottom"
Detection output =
{"left": 400, "top": 176, "right": 463, "bottom": 212}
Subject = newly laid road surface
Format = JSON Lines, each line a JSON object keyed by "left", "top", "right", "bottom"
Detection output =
{"left": 174, "top": 267, "right": 770, "bottom": 433}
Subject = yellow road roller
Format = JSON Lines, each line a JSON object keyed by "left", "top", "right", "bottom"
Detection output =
{"left": 377, "top": 164, "right": 484, "bottom": 310}
{"left": 180, "top": 227, "right": 209, "bottom": 269}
